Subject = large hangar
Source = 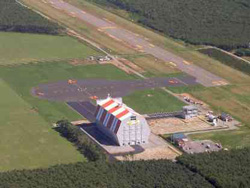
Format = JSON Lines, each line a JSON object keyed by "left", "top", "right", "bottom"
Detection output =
{"left": 94, "top": 97, "right": 151, "bottom": 146}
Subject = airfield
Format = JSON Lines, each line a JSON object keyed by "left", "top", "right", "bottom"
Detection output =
{"left": 32, "top": 76, "right": 197, "bottom": 102}
{"left": 45, "top": 0, "right": 228, "bottom": 87}
{"left": 1, "top": 0, "right": 250, "bottom": 171}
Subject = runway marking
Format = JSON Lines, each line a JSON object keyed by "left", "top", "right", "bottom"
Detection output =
{"left": 106, "top": 34, "right": 122, "bottom": 42}
{"left": 100, "top": 26, "right": 117, "bottom": 30}
{"left": 136, "top": 45, "right": 143, "bottom": 49}
{"left": 212, "top": 80, "right": 227, "bottom": 86}
{"left": 183, "top": 60, "right": 191, "bottom": 65}
{"left": 103, "top": 18, "right": 115, "bottom": 24}
{"left": 169, "top": 62, "right": 177, "bottom": 67}
{"left": 149, "top": 43, "right": 155, "bottom": 48}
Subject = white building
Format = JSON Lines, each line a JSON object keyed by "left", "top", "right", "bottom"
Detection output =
{"left": 94, "top": 97, "right": 151, "bottom": 146}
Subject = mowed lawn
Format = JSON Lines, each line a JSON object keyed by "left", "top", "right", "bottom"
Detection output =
{"left": 177, "top": 84, "right": 250, "bottom": 149}
{"left": 0, "top": 79, "right": 84, "bottom": 172}
{"left": 124, "top": 89, "right": 185, "bottom": 114}
{"left": 0, "top": 32, "right": 101, "bottom": 65}
{"left": 0, "top": 63, "right": 137, "bottom": 123}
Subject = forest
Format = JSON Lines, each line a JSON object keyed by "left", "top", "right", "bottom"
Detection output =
{"left": 90, "top": 0, "right": 250, "bottom": 50}
{"left": 199, "top": 48, "right": 250, "bottom": 75}
{"left": 0, "top": 160, "right": 211, "bottom": 188}
{"left": 178, "top": 148, "right": 250, "bottom": 188}
{"left": 1, "top": 144, "right": 250, "bottom": 187}
{"left": 0, "top": 0, "right": 61, "bottom": 34}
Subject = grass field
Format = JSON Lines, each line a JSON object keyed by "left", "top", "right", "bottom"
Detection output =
{"left": 124, "top": 54, "right": 181, "bottom": 77}
{"left": 0, "top": 79, "right": 84, "bottom": 172}
{"left": 0, "top": 32, "right": 101, "bottom": 65}
{"left": 0, "top": 63, "right": 136, "bottom": 123}
{"left": 190, "top": 127, "right": 250, "bottom": 150}
{"left": 124, "top": 89, "right": 185, "bottom": 114}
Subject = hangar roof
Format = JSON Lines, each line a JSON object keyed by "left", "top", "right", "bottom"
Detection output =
{"left": 97, "top": 97, "right": 134, "bottom": 121}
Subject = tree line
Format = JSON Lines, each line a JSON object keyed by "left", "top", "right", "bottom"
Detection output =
{"left": 177, "top": 147, "right": 250, "bottom": 188}
{"left": 0, "top": 0, "right": 62, "bottom": 35}
{"left": 56, "top": 120, "right": 106, "bottom": 162}
{"left": 0, "top": 160, "right": 211, "bottom": 188}
{"left": 199, "top": 48, "right": 250, "bottom": 75}
{"left": 90, "top": 0, "right": 250, "bottom": 50}
{"left": 1, "top": 119, "right": 250, "bottom": 187}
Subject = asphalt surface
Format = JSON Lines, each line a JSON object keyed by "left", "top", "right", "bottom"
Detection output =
{"left": 32, "top": 76, "right": 197, "bottom": 102}
{"left": 80, "top": 123, "right": 117, "bottom": 146}
{"left": 67, "top": 101, "right": 96, "bottom": 122}
{"left": 47, "top": 0, "right": 228, "bottom": 87}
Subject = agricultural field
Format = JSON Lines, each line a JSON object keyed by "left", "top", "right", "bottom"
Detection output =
{"left": 199, "top": 48, "right": 250, "bottom": 75}
{"left": 0, "top": 32, "right": 101, "bottom": 65}
{"left": 124, "top": 89, "right": 185, "bottom": 114}
{"left": 0, "top": 0, "right": 61, "bottom": 34}
{"left": 90, "top": 0, "right": 250, "bottom": 49}
{"left": 0, "top": 62, "right": 136, "bottom": 123}
{"left": 0, "top": 79, "right": 84, "bottom": 172}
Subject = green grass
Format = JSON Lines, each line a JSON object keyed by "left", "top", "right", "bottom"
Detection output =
{"left": 167, "top": 84, "right": 205, "bottom": 94}
{"left": 0, "top": 62, "right": 137, "bottom": 123}
{"left": 190, "top": 127, "right": 250, "bottom": 150}
{"left": 123, "top": 88, "right": 185, "bottom": 114}
{"left": 0, "top": 79, "right": 84, "bottom": 172}
{"left": 0, "top": 32, "right": 101, "bottom": 65}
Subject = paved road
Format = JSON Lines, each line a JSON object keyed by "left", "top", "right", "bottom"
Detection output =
{"left": 46, "top": 0, "right": 228, "bottom": 87}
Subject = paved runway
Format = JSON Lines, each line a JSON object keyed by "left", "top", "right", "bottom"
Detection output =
{"left": 46, "top": 0, "right": 228, "bottom": 87}
{"left": 32, "top": 76, "right": 197, "bottom": 102}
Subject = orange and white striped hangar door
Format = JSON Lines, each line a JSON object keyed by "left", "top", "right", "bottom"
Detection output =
{"left": 94, "top": 97, "right": 151, "bottom": 146}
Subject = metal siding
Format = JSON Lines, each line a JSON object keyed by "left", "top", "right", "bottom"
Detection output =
{"left": 114, "top": 120, "right": 121, "bottom": 134}
{"left": 96, "top": 108, "right": 104, "bottom": 121}
{"left": 94, "top": 105, "right": 101, "bottom": 117}
{"left": 107, "top": 115, "right": 115, "bottom": 129}
{"left": 103, "top": 113, "right": 111, "bottom": 127}
{"left": 100, "top": 110, "right": 107, "bottom": 124}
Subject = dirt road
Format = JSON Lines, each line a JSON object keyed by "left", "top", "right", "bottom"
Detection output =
{"left": 44, "top": 0, "right": 228, "bottom": 87}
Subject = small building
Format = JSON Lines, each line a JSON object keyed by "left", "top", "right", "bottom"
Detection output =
{"left": 94, "top": 97, "right": 151, "bottom": 146}
{"left": 181, "top": 105, "right": 198, "bottom": 119}
{"left": 172, "top": 133, "right": 188, "bottom": 147}
{"left": 219, "top": 112, "right": 232, "bottom": 122}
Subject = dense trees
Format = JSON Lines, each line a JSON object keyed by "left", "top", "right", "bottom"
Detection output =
{"left": 1, "top": 119, "right": 250, "bottom": 187}
{"left": 0, "top": 160, "right": 211, "bottom": 188}
{"left": 90, "top": 0, "right": 250, "bottom": 50}
{"left": 178, "top": 148, "right": 250, "bottom": 188}
{"left": 199, "top": 48, "right": 250, "bottom": 75}
{"left": 56, "top": 120, "right": 106, "bottom": 161}
{"left": 0, "top": 0, "right": 61, "bottom": 34}
{"left": 235, "top": 48, "right": 250, "bottom": 57}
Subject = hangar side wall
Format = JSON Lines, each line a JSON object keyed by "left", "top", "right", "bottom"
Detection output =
{"left": 96, "top": 121, "right": 120, "bottom": 145}
{"left": 117, "top": 116, "right": 151, "bottom": 146}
